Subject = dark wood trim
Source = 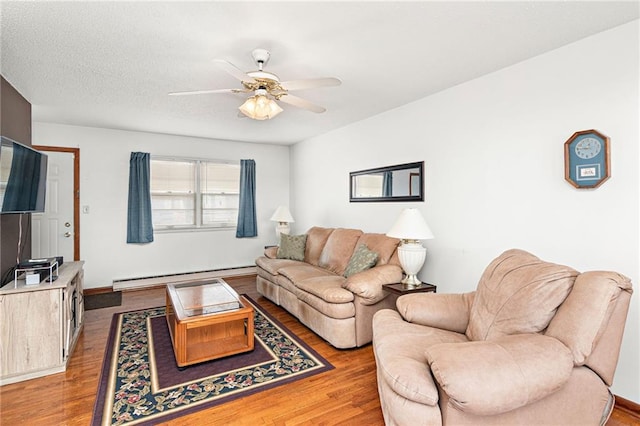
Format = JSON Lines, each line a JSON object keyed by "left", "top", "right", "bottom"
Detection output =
{"left": 615, "top": 395, "right": 640, "bottom": 420}
{"left": 32, "top": 145, "right": 80, "bottom": 261}
{"left": 382, "top": 282, "right": 437, "bottom": 296}
{"left": 83, "top": 286, "right": 115, "bottom": 296}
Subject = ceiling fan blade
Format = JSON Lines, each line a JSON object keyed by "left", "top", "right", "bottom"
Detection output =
{"left": 213, "top": 59, "right": 256, "bottom": 83}
{"left": 280, "top": 77, "right": 341, "bottom": 91}
{"left": 168, "top": 88, "right": 250, "bottom": 96}
{"left": 278, "top": 94, "right": 326, "bottom": 113}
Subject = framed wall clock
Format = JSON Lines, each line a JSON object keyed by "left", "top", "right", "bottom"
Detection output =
{"left": 564, "top": 129, "right": 610, "bottom": 189}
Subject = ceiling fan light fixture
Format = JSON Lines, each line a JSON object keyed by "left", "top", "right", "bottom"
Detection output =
{"left": 239, "top": 90, "right": 283, "bottom": 120}
{"left": 171, "top": 49, "right": 339, "bottom": 117}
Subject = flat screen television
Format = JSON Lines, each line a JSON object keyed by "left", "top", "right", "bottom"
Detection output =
{"left": 0, "top": 136, "right": 48, "bottom": 213}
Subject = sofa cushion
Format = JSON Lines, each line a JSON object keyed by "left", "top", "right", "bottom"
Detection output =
{"left": 425, "top": 334, "right": 573, "bottom": 415}
{"left": 387, "top": 250, "right": 401, "bottom": 267}
{"left": 278, "top": 264, "right": 335, "bottom": 284}
{"left": 296, "top": 275, "right": 354, "bottom": 304}
{"left": 343, "top": 244, "right": 379, "bottom": 278}
{"left": 275, "top": 274, "right": 300, "bottom": 295}
{"left": 297, "top": 290, "right": 355, "bottom": 319}
{"left": 466, "top": 249, "right": 578, "bottom": 341}
{"left": 356, "top": 233, "right": 400, "bottom": 266}
{"left": 256, "top": 256, "right": 302, "bottom": 276}
{"left": 304, "top": 227, "right": 334, "bottom": 266}
{"left": 277, "top": 234, "right": 307, "bottom": 261}
{"left": 318, "top": 228, "right": 363, "bottom": 276}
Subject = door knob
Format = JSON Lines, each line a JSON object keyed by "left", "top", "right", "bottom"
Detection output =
{"left": 64, "top": 232, "right": 72, "bottom": 238}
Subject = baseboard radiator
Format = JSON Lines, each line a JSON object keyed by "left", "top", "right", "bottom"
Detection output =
{"left": 112, "top": 266, "right": 256, "bottom": 291}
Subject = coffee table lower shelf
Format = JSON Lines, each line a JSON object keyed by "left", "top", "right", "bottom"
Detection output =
{"left": 166, "top": 293, "right": 255, "bottom": 367}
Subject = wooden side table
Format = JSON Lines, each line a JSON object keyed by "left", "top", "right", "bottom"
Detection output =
{"left": 382, "top": 282, "right": 437, "bottom": 296}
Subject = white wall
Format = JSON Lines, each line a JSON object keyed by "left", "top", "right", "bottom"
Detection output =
{"left": 33, "top": 123, "right": 289, "bottom": 289}
{"left": 291, "top": 21, "right": 640, "bottom": 402}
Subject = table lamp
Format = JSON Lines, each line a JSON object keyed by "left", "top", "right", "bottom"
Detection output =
{"left": 270, "top": 206, "right": 295, "bottom": 241}
{"left": 386, "top": 208, "right": 435, "bottom": 287}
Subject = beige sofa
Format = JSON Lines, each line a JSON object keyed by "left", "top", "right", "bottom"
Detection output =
{"left": 373, "top": 249, "right": 633, "bottom": 425}
{"left": 256, "top": 226, "right": 403, "bottom": 348}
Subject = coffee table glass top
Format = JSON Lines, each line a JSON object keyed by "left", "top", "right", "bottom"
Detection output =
{"left": 169, "top": 278, "right": 240, "bottom": 318}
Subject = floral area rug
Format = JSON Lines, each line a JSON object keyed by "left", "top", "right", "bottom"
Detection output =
{"left": 91, "top": 295, "right": 333, "bottom": 425}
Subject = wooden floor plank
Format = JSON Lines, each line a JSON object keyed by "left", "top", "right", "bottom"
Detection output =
{"left": 0, "top": 275, "right": 636, "bottom": 425}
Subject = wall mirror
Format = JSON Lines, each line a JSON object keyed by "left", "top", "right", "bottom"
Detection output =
{"left": 350, "top": 161, "right": 424, "bottom": 202}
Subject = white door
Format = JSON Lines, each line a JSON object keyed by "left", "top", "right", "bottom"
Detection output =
{"left": 31, "top": 151, "right": 75, "bottom": 261}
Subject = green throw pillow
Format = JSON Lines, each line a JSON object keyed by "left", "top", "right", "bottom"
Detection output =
{"left": 344, "top": 244, "right": 379, "bottom": 278}
{"left": 277, "top": 234, "right": 307, "bottom": 261}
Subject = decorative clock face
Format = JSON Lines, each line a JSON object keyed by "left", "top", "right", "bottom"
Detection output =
{"left": 564, "top": 129, "right": 610, "bottom": 189}
{"left": 575, "top": 137, "right": 602, "bottom": 159}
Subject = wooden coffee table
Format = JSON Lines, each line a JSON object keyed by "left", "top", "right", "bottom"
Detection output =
{"left": 165, "top": 279, "right": 254, "bottom": 367}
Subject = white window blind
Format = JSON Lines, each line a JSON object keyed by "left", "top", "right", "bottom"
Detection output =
{"left": 200, "top": 162, "right": 240, "bottom": 227}
{"left": 150, "top": 158, "right": 240, "bottom": 230}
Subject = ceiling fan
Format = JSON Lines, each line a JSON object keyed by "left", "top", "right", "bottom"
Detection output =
{"left": 169, "top": 48, "right": 341, "bottom": 120}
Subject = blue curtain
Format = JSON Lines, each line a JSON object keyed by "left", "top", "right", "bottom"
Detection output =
{"left": 382, "top": 171, "right": 393, "bottom": 197}
{"left": 127, "top": 152, "right": 154, "bottom": 243}
{"left": 236, "top": 159, "right": 257, "bottom": 238}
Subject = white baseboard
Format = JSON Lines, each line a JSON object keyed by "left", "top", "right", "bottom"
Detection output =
{"left": 112, "top": 266, "right": 256, "bottom": 291}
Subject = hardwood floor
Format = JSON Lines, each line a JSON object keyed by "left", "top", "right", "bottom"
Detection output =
{"left": 0, "top": 275, "right": 637, "bottom": 425}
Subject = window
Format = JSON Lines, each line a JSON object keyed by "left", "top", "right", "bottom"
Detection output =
{"left": 150, "top": 158, "right": 240, "bottom": 230}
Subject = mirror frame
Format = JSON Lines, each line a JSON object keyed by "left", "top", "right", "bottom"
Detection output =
{"left": 349, "top": 161, "right": 424, "bottom": 202}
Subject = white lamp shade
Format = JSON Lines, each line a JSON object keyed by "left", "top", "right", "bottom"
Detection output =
{"left": 270, "top": 206, "right": 295, "bottom": 223}
{"left": 386, "top": 208, "right": 434, "bottom": 240}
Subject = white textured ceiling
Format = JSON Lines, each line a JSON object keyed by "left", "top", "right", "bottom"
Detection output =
{"left": 1, "top": 1, "right": 638, "bottom": 145}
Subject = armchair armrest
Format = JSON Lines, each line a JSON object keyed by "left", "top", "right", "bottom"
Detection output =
{"left": 343, "top": 264, "right": 403, "bottom": 305}
{"left": 425, "top": 334, "right": 573, "bottom": 416}
{"left": 397, "top": 292, "right": 475, "bottom": 333}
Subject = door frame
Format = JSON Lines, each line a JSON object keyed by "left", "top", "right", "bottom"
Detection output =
{"left": 33, "top": 145, "right": 80, "bottom": 261}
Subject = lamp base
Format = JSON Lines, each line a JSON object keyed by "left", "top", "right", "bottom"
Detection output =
{"left": 275, "top": 222, "right": 290, "bottom": 241}
{"left": 397, "top": 240, "right": 427, "bottom": 287}
{"left": 401, "top": 274, "right": 423, "bottom": 288}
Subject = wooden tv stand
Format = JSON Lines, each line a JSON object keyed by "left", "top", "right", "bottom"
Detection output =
{"left": 0, "top": 261, "right": 85, "bottom": 385}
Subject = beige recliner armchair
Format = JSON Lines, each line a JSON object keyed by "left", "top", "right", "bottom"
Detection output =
{"left": 372, "top": 249, "right": 633, "bottom": 425}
